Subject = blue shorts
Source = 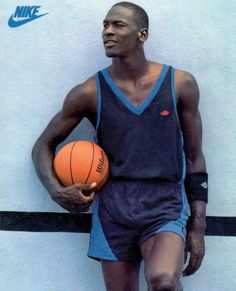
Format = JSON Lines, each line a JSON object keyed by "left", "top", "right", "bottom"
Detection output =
{"left": 88, "top": 178, "right": 188, "bottom": 261}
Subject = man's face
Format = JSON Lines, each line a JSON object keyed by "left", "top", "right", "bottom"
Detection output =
{"left": 102, "top": 6, "right": 140, "bottom": 58}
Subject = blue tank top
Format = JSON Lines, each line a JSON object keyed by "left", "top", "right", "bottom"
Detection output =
{"left": 95, "top": 64, "right": 185, "bottom": 183}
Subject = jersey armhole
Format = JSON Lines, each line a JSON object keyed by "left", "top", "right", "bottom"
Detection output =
{"left": 95, "top": 73, "right": 102, "bottom": 131}
{"left": 171, "top": 67, "right": 178, "bottom": 113}
{"left": 171, "top": 67, "right": 187, "bottom": 183}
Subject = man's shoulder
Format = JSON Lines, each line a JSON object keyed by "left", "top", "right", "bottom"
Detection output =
{"left": 149, "top": 62, "right": 195, "bottom": 81}
{"left": 170, "top": 68, "right": 199, "bottom": 107}
{"left": 174, "top": 68, "right": 196, "bottom": 84}
{"left": 172, "top": 68, "right": 199, "bottom": 100}
{"left": 62, "top": 75, "right": 98, "bottom": 116}
{"left": 69, "top": 75, "right": 97, "bottom": 101}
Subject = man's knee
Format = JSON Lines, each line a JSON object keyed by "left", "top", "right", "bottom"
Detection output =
{"left": 147, "top": 272, "right": 179, "bottom": 291}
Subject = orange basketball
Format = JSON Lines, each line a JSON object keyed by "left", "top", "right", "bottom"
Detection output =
{"left": 53, "top": 141, "right": 109, "bottom": 190}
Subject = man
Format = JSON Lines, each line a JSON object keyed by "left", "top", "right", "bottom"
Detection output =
{"left": 32, "top": 2, "right": 208, "bottom": 291}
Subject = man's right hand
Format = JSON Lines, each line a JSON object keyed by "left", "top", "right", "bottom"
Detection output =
{"left": 51, "top": 182, "right": 97, "bottom": 213}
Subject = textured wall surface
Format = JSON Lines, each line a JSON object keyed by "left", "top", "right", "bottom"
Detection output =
{"left": 0, "top": 0, "right": 236, "bottom": 290}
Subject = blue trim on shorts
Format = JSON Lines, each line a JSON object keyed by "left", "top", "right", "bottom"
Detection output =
{"left": 87, "top": 196, "right": 118, "bottom": 261}
{"left": 154, "top": 184, "right": 188, "bottom": 241}
{"left": 101, "top": 65, "right": 169, "bottom": 115}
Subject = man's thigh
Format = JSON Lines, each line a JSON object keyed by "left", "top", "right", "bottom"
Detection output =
{"left": 140, "top": 232, "right": 185, "bottom": 289}
{"left": 101, "top": 260, "right": 141, "bottom": 291}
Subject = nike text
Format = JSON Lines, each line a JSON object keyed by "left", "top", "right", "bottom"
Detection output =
{"left": 8, "top": 6, "right": 48, "bottom": 28}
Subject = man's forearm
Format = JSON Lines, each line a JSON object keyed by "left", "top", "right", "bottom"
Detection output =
{"left": 32, "top": 140, "right": 62, "bottom": 197}
{"left": 189, "top": 200, "right": 206, "bottom": 218}
{"left": 189, "top": 200, "right": 207, "bottom": 232}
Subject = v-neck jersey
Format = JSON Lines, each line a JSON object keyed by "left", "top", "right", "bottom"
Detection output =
{"left": 101, "top": 64, "right": 169, "bottom": 115}
{"left": 95, "top": 64, "right": 185, "bottom": 183}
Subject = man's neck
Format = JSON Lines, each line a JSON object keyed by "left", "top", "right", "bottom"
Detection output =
{"left": 110, "top": 51, "right": 149, "bottom": 81}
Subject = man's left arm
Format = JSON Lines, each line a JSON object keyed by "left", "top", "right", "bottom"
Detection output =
{"left": 175, "top": 70, "right": 208, "bottom": 276}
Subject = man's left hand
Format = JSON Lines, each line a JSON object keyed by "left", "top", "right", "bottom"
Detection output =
{"left": 182, "top": 218, "right": 206, "bottom": 276}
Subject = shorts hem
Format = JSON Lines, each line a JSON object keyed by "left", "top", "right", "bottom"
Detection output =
{"left": 139, "top": 228, "right": 186, "bottom": 246}
{"left": 87, "top": 252, "right": 141, "bottom": 262}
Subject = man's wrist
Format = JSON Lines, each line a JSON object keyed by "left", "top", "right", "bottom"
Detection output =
{"left": 189, "top": 200, "right": 207, "bottom": 233}
{"left": 189, "top": 216, "right": 207, "bottom": 233}
{"left": 46, "top": 180, "right": 64, "bottom": 200}
{"left": 189, "top": 200, "right": 207, "bottom": 216}
{"left": 185, "top": 172, "right": 208, "bottom": 203}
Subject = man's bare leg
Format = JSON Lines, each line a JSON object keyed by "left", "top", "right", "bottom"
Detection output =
{"left": 101, "top": 260, "right": 141, "bottom": 291}
{"left": 140, "top": 232, "right": 185, "bottom": 291}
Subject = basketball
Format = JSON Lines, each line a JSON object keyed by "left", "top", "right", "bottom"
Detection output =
{"left": 53, "top": 141, "right": 109, "bottom": 190}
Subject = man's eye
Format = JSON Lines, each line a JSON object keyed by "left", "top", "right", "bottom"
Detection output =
{"left": 103, "top": 23, "right": 108, "bottom": 28}
{"left": 117, "top": 23, "right": 125, "bottom": 28}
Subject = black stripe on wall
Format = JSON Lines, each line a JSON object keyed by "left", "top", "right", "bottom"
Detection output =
{"left": 0, "top": 212, "right": 236, "bottom": 236}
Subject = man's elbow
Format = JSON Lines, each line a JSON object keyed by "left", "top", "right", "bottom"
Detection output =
{"left": 31, "top": 138, "right": 42, "bottom": 164}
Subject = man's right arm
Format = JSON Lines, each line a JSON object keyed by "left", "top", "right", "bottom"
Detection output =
{"left": 32, "top": 76, "right": 98, "bottom": 212}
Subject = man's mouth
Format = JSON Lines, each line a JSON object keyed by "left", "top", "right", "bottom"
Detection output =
{"left": 104, "top": 40, "right": 117, "bottom": 48}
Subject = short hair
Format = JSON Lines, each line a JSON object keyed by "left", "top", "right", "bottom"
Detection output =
{"left": 112, "top": 2, "right": 149, "bottom": 30}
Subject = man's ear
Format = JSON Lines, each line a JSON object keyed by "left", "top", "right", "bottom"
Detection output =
{"left": 138, "top": 28, "right": 148, "bottom": 42}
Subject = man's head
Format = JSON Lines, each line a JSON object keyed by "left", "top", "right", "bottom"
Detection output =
{"left": 103, "top": 2, "right": 149, "bottom": 58}
{"left": 113, "top": 2, "right": 149, "bottom": 31}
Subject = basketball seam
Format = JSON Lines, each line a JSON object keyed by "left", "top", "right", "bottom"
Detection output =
{"left": 84, "top": 142, "right": 95, "bottom": 184}
{"left": 70, "top": 141, "right": 77, "bottom": 184}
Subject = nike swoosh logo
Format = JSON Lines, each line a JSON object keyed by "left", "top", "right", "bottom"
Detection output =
{"left": 8, "top": 13, "right": 48, "bottom": 28}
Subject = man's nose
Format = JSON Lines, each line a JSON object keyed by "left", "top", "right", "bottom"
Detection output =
{"left": 103, "top": 25, "right": 115, "bottom": 35}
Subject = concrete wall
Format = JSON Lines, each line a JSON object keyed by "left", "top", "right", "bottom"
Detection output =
{"left": 1, "top": 0, "right": 235, "bottom": 290}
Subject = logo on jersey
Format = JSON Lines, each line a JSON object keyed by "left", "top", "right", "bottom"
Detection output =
{"left": 160, "top": 110, "right": 170, "bottom": 116}
{"left": 8, "top": 6, "right": 48, "bottom": 28}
